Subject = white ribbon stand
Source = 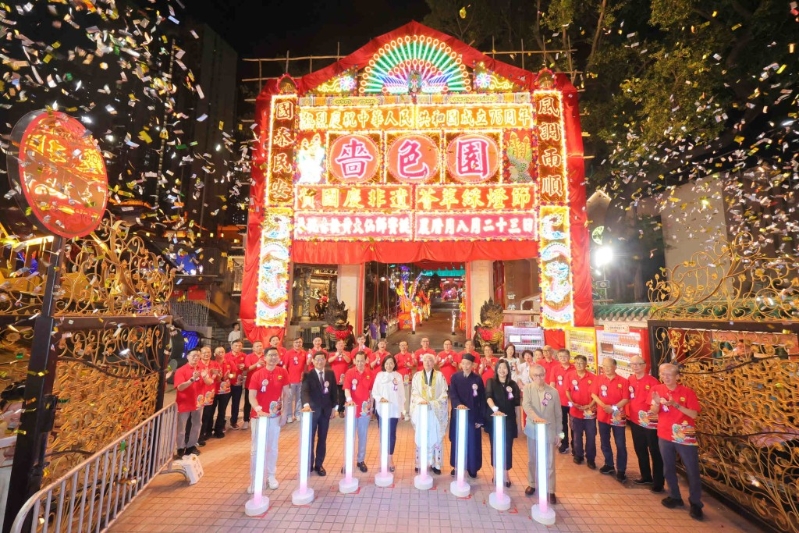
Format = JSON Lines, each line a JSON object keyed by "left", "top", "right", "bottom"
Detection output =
{"left": 531, "top": 422, "right": 556, "bottom": 525}
{"left": 413, "top": 401, "right": 433, "bottom": 490}
{"left": 411, "top": 311, "right": 416, "bottom": 334}
{"left": 375, "top": 399, "right": 394, "bottom": 487}
{"left": 245, "top": 416, "right": 270, "bottom": 516}
{"left": 489, "top": 412, "right": 510, "bottom": 510}
{"left": 449, "top": 406, "right": 470, "bottom": 497}
{"left": 339, "top": 402, "right": 359, "bottom": 494}
{"left": 292, "top": 408, "right": 315, "bottom": 505}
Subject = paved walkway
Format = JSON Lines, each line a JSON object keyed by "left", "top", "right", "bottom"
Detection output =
{"left": 109, "top": 337, "right": 764, "bottom": 533}
{"left": 384, "top": 303, "right": 466, "bottom": 351}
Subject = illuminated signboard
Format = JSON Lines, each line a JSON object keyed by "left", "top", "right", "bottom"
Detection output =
{"left": 248, "top": 24, "right": 589, "bottom": 331}
{"left": 7, "top": 110, "right": 108, "bottom": 238}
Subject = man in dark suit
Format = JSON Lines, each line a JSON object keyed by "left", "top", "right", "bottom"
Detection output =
{"left": 301, "top": 351, "right": 337, "bottom": 476}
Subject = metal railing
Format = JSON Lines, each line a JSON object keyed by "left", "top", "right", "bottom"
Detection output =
{"left": 11, "top": 403, "right": 178, "bottom": 533}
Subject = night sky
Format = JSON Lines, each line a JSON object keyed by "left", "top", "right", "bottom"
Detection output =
{"left": 190, "top": 0, "right": 430, "bottom": 57}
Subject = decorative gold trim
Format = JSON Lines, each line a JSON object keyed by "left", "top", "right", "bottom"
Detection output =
{"left": 648, "top": 232, "right": 798, "bottom": 322}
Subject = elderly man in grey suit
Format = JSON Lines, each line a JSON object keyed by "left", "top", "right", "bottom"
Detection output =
{"left": 522, "top": 363, "right": 564, "bottom": 504}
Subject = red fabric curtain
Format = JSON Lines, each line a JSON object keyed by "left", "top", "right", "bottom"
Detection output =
{"left": 292, "top": 240, "right": 538, "bottom": 264}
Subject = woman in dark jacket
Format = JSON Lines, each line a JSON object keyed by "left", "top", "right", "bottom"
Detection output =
{"left": 485, "top": 359, "right": 521, "bottom": 486}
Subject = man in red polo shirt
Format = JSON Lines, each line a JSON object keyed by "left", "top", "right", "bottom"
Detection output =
{"left": 459, "top": 340, "right": 481, "bottom": 368}
{"left": 174, "top": 349, "right": 204, "bottom": 456}
{"left": 565, "top": 355, "right": 597, "bottom": 469}
{"left": 208, "top": 346, "right": 233, "bottom": 438}
{"left": 248, "top": 347, "right": 289, "bottom": 492}
{"left": 243, "top": 341, "right": 266, "bottom": 430}
{"left": 649, "top": 363, "right": 703, "bottom": 520}
{"left": 197, "top": 345, "right": 217, "bottom": 446}
{"left": 370, "top": 339, "right": 391, "bottom": 371}
{"left": 628, "top": 355, "right": 664, "bottom": 492}
{"left": 328, "top": 339, "right": 351, "bottom": 418}
{"left": 437, "top": 339, "right": 459, "bottom": 385}
{"left": 343, "top": 352, "right": 374, "bottom": 472}
{"left": 226, "top": 340, "right": 246, "bottom": 429}
{"left": 351, "top": 334, "right": 373, "bottom": 363}
{"left": 413, "top": 337, "right": 436, "bottom": 372}
{"left": 283, "top": 337, "right": 306, "bottom": 424}
{"left": 541, "top": 345, "right": 557, "bottom": 375}
{"left": 591, "top": 357, "right": 630, "bottom": 482}
{"left": 548, "top": 349, "right": 575, "bottom": 455}
{"left": 394, "top": 341, "right": 415, "bottom": 414}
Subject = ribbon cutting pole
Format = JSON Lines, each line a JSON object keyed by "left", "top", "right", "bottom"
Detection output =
{"left": 375, "top": 399, "right": 393, "bottom": 487}
{"left": 339, "top": 402, "right": 359, "bottom": 494}
{"left": 292, "top": 408, "right": 315, "bottom": 505}
{"left": 531, "top": 422, "right": 556, "bottom": 525}
{"left": 489, "top": 412, "right": 510, "bottom": 510}
{"left": 413, "top": 401, "right": 433, "bottom": 490}
{"left": 245, "top": 417, "right": 270, "bottom": 516}
{"left": 449, "top": 406, "right": 470, "bottom": 497}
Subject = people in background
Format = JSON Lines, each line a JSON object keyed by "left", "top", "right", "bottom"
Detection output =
{"left": 437, "top": 339, "right": 459, "bottom": 385}
{"left": 205, "top": 346, "right": 232, "bottom": 439}
{"left": 243, "top": 341, "right": 267, "bottom": 430}
{"left": 548, "top": 349, "right": 574, "bottom": 455}
{"left": 0, "top": 382, "right": 24, "bottom": 532}
{"left": 414, "top": 337, "right": 436, "bottom": 372}
{"left": 225, "top": 340, "right": 246, "bottom": 430}
{"left": 283, "top": 337, "right": 306, "bottom": 424}
{"left": 328, "top": 339, "right": 352, "bottom": 418}
{"left": 227, "top": 323, "right": 241, "bottom": 345}
{"left": 479, "top": 345, "right": 497, "bottom": 385}
{"left": 174, "top": 349, "right": 203, "bottom": 456}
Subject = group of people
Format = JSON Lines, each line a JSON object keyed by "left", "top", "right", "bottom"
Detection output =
{"left": 173, "top": 336, "right": 704, "bottom": 521}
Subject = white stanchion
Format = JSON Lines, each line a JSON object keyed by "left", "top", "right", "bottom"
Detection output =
{"left": 449, "top": 406, "right": 470, "bottom": 497}
{"left": 413, "top": 401, "right": 433, "bottom": 490}
{"left": 489, "top": 412, "right": 510, "bottom": 510}
{"left": 292, "top": 408, "right": 315, "bottom": 505}
{"left": 245, "top": 416, "right": 270, "bottom": 516}
{"left": 339, "top": 403, "right": 359, "bottom": 493}
{"left": 375, "top": 399, "right": 394, "bottom": 487}
{"left": 411, "top": 311, "right": 416, "bottom": 334}
{"left": 531, "top": 422, "right": 556, "bottom": 525}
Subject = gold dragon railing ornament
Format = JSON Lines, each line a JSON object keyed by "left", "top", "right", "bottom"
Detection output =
{"left": 0, "top": 215, "right": 177, "bottom": 482}
{"left": 648, "top": 231, "right": 798, "bottom": 322}
{"left": 647, "top": 232, "right": 799, "bottom": 532}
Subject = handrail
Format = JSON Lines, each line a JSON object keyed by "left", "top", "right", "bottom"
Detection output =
{"left": 10, "top": 403, "right": 178, "bottom": 533}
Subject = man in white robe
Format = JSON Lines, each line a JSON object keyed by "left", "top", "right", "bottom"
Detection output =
{"left": 410, "top": 353, "right": 448, "bottom": 474}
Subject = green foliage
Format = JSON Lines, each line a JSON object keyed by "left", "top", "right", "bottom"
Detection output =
{"left": 424, "top": 0, "right": 797, "bottom": 194}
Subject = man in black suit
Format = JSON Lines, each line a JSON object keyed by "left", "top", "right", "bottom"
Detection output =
{"left": 301, "top": 351, "right": 337, "bottom": 476}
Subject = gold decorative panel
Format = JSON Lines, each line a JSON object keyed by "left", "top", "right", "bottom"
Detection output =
{"left": 679, "top": 353, "right": 799, "bottom": 532}
{"left": 46, "top": 323, "right": 168, "bottom": 481}
{"left": 648, "top": 232, "right": 798, "bottom": 322}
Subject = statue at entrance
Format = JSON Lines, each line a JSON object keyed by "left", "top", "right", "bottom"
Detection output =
{"left": 472, "top": 299, "right": 504, "bottom": 352}
{"left": 323, "top": 298, "right": 355, "bottom": 351}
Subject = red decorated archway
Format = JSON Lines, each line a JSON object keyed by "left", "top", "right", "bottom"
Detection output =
{"left": 241, "top": 21, "right": 593, "bottom": 343}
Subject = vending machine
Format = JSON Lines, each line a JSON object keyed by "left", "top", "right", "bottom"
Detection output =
{"left": 504, "top": 324, "right": 545, "bottom": 353}
{"left": 595, "top": 324, "right": 651, "bottom": 378}
{"left": 566, "top": 327, "right": 599, "bottom": 373}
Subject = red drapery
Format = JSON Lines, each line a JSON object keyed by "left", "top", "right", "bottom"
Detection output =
{"left": 241, "top": 21, "right": 594, "bottom": 343}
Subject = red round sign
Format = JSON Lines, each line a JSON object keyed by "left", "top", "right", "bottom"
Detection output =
{"left": 7, "top": 110, "right": 108, "bottom": 238}
{"left": 446, "top": 133, "right": 500, "bottom": 184}
{"left": 386, "top": 134, "right": 439, "bottom": 183}
{"left": 328, "top": 134, "right": 380, "bottom": 183}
